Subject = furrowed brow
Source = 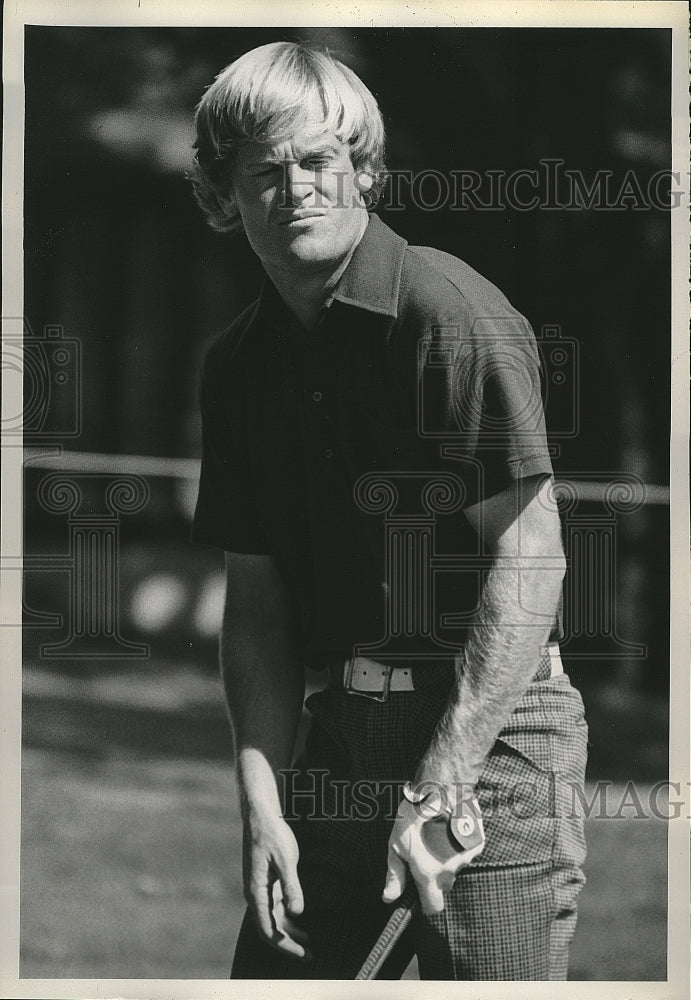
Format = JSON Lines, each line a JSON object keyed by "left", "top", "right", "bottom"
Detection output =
{"left": 244, "top": 153, "right": 283, "bottom": 171}
{"left": 243, "top": 135, "right": 341, "bottom": 172}
{"left": 297, "top": 140, "right": 341, "bottom": 159}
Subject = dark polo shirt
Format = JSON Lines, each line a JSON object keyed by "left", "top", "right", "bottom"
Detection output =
{"left": 191, "top": 214, "right": 560, "bottom": 668}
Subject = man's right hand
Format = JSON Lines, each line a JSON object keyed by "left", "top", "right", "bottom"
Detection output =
{"left": 242, "top": 810, "right": 312, "bottom": 962}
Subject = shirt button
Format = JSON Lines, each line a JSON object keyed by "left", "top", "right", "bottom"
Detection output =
{"left": 323, "top": 448, "right": 333, "bottom": 460}
{"left": 312, "top": 391, "right": 322, "bottom": 402}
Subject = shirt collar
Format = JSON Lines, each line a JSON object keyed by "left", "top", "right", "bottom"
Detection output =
{"left": 330, "top": 213, "right": 408, "bottom": 318}
{"left": 256, "top": 214, "right": 408, "bottom": 330}
{"left": 255, "top": 271, "right": 299, "bottom": 334}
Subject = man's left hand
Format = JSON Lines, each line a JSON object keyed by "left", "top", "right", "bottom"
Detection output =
{"left": 382, "top": 786, "right": 485, "bottom": 915}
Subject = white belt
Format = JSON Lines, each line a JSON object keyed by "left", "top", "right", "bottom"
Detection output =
{"left": 343, "top": 656, "right": 415, "bottom": 698}
{"left": 339, "top": 644, "right": 563, "bottom": 700}
{"left": 547, "top": 642, "right": 565, "bottom": 677}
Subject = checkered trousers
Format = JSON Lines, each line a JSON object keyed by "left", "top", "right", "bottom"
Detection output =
{"left": 230, "top": 652, "right": 588, "bottom": 980}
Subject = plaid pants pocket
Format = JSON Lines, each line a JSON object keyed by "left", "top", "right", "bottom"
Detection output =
{"left": 474, "top": 731, "right": 557, "bottom": 867}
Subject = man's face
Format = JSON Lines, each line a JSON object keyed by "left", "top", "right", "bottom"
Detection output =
{"left": 231, "top": 119, "right": 369, "bottom": 275}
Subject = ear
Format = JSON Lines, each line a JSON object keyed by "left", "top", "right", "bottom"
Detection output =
{"left": 357, "top": 170, "right": 373, "bottom": 191}
{"left": 216, "top": 189, "right": 242, "bottom": 229}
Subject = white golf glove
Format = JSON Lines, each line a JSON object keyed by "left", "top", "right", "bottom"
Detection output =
{"left": 382, "top": 782, "right": 485, "bottom": 915}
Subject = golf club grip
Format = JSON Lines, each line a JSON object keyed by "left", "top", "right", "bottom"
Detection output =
{"left": 355, "top": 884, "right": 419, "bottom": 980}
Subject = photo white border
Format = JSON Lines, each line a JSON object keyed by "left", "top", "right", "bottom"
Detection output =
{"left": 2, "top": 2, "right": 689, "bottom": 998}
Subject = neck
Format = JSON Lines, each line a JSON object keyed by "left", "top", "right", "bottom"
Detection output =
{"left": 264, "top": 214, "right": 368, "bottom": 331}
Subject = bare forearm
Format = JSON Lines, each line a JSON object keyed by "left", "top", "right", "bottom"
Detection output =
{"left": 221, "top": 620, "right": 304, "bottom": 815}
{"left": 417, "top": 551, "right": 565, "bottom": 788}
{"left": 219, "top": 555, "right": 309, "bottom": 959}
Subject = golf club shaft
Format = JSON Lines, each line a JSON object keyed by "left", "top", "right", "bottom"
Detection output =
{"left": 355, "top": 884, "right": 419, "bottom": 980}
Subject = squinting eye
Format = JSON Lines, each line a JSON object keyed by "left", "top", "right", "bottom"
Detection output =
{"left": 303, "top": 158, "right": 329, "bottom": 169}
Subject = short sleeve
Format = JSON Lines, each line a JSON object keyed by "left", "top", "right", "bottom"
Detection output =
{"left": 190, "top": 342, "right": 269, "bottom": 553}
{"left": 446, "top": 312, "right": 554, "bottom": 506}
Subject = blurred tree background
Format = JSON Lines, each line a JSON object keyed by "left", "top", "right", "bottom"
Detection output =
{"left": 20, "top": 25, "right": 673, "bottom": 981}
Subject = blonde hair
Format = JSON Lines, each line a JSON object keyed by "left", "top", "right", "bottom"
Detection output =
{"left": 191, "top": 41, "right": 387, "bottom": 233}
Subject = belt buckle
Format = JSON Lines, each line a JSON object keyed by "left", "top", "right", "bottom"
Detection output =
{"left": 344, "top": 656, "right": 392, "bottom": 703}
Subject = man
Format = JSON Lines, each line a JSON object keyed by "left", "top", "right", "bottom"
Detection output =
{"left": 190, "top": 40, "right": 587, "bottom": 980}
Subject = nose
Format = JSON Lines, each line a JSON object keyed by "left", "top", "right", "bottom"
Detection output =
{"left": 283, "top": 161, "right": 315, "bottom": 205}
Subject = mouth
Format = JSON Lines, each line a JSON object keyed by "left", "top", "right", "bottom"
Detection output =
{"left": 279, "top": 210, "right": 328, "bottom": 226}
